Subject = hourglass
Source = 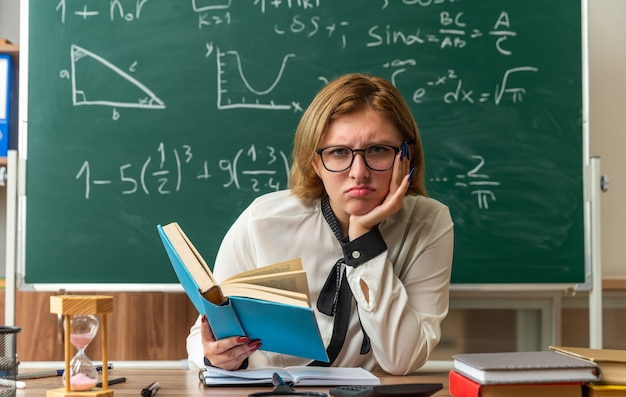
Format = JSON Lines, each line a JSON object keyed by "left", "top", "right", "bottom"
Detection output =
{"left": 48, "top": 295, "right": 114, "bottom": 397}
{"left": 63, "top": 315, "right": 99, "bottom": 391}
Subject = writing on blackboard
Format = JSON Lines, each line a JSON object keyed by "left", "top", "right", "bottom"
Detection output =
{"left": 56, "top": 1, "right": 516, "bottom": 58}
{"left": 456, "top": 155, "right": 501, "bottom": 210}
{"left": 55, "top": 0, "right": 149, "bottom": 23}
{"left": 254, "top": 0, "right": 320, "bottom": 14}
{"left": 220, "top": 145, "right": 290, "bottom": 191}
{"left": 217, "top": 49, "right": 296, "bottom": 110}
{"left": 386, "top": 66, "right": 538, "bottom": 106}
{"left": 66, "top": 44, "right": 165, "bottom": 110}
{"left": 74, "top": 143, "right": 289, "bottom": 199}
{"left": 26, "top": 0, "right": 586, "bottom": 287}
{"left": 61, "top": 41, "right": 537, "bottom": 114}
{"left": 56, "top": 1, "right": 536, "bottom": 117}
{"left": 272, "top": 17, "right": 350, "bottom": 49}
{"left": 359, "top": 10, "right": 515, "bottom": 55}
{"left": 431, "top": 155, "right": 501, "bottom": 210}
{"left": 193, "top": 0, "right": 232, "bottom": 12}
{"left": 381, "top": 0, "right": 459, "bottom": 10}
{"left": 76, "top": 145, "right": 498, "bottom": 211}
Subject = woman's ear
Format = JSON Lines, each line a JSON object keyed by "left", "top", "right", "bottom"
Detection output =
{"left": 312, "top": 160, "right": 322, "bottom": 178}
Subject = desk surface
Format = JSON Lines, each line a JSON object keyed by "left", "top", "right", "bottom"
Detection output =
{"left": 17, "top": 369, "right": 451, "bottom": 397}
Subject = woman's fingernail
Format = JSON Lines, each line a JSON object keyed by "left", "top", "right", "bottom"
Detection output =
{"left": 201, "top": 315, "right": 207, "bottom": 323}
{"left": 236, "top": 336, "right": 250, "bottom": 343}
{"left": 248, "top": 340, "right": 262, "bottom": 350}
{"left": 408, "top": 168, "right": 415, "bottom": 182}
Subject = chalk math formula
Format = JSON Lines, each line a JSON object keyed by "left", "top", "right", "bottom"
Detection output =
{"left": 75, "top": 143, "right": 290, "bottom": 200}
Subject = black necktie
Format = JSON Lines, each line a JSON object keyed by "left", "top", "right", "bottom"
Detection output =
{"left": 309, "top": 197, "right": 370, "bottom": 366}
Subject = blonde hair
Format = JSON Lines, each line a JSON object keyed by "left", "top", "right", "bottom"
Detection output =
{"left": 289, "top": 73, "right": 426, "bottom": 199}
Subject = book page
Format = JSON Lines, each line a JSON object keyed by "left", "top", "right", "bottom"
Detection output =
{"left": 219, "top": 284, "right": 310, "bottom": 307}
{"left": 202, "top": 366, "right": 292, "bottom": 382}
{"left": 550, "top": 346, "right": 626, "bottom": 363}
{"left": 285, "top": 366, "right": 378, "bottom": 381}
{"left": 161, "top": 223, "right": 216, "bottom": 292}
{"left": 173, "top": 223, "right": 217, "bottom": 285}
{"left": 202, "top": 366, "right": 379, "bottom": 384}
{"left": 284, "top": 367, "right": 380, "bottom": 385}
{"left": 226, "top": 258, "right": 303, "bottom": 280}
{"left": 230, "top": 283, "right": 309, "bottom": 302}
{"left": 223, "top": 270, "right": 310, "bottom": 297}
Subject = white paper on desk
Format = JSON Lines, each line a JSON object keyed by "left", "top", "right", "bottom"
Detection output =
{"left": 201, "top": 366, "right": 380, "bottom": 386}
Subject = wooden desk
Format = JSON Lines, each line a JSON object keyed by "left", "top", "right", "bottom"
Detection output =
{"left": 17, "top": 369, "right": 451, "bottom": 397}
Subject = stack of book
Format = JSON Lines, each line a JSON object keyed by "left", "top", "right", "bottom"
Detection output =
{"left": 550, "top": 346, "right": 626, "bottom": 397}
{"left": 449, "top": 350, "right": 601, "bottom": 397}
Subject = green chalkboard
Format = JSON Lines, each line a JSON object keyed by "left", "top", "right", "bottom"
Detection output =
{"left": 20, "top": 1, "right": 586, "bottom": 287}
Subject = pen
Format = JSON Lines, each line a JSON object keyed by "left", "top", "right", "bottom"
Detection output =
{"left": 141, "top": 381, "right": 160, "bottom": 397}
{"left": 16, "top": 363, "right": 114, "bottom": 380}
{"left": 96, "top": 376, "right": 127, "bottom": 388}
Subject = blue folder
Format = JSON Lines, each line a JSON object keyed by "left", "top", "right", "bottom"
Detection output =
{"left": 0, "top": 54, "right": 11, "bottom": 157}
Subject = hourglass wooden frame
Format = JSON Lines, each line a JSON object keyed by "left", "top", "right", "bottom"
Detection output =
{"left": 48, "top": 295, "right": 114, "bottom": 397}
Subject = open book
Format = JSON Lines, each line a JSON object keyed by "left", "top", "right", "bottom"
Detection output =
{"left": 158, "top": 222, "right": 329, "bottom": 362}
{"left": 200, "top": 366, "right": 380, "bottom": 386}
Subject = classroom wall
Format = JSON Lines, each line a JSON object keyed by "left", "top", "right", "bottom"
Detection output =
{"left": 588, "top": 0, "right": 626, "bottom": 277}
{"left": 0, "top": 1, "right": 624, "bottom": 277}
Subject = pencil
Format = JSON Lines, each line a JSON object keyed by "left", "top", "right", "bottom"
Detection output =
{"left": 16, "top": 363, "right": 113, "bottom": 380}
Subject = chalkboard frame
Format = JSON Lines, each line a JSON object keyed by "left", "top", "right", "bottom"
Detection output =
{"left": 16, "top": 0, "right": 591, "bottom": 291}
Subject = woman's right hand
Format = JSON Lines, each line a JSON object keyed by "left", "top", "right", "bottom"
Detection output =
{"left": 201, "top": 315, "right": 262, "bottom": 370}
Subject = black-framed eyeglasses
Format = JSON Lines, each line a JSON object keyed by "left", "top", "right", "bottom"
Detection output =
{"left": 316, "top": 144, "right": 400, "bottom": 172}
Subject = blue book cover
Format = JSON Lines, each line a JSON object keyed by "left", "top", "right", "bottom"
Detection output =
{"left": 157, "top": 223, "right": 329, "bottom": 362}
{"left": 0, "top": 54, "right": 11, "bottom": 157}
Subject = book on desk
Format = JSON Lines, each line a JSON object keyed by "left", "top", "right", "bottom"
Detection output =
{"left": 449, "top": 369, "right": 584, "bottom": 397}
{"left": 550, "top": 346, "right": 626, "bottom": 385}
{"left": 450, "top": 350, "right": 602, "bottom": 397}
{"left": 200, "top": 366, "right": 380, "bottom": 387}
{"left": 583, "top": 384, "right": 626, "bottom": 397}
{"left": 452, "top": 350, "right": 600, "bottom": 385}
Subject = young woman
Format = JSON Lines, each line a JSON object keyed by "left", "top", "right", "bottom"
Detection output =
{"left": 186, "top": 73, "right": 454, "bottom": 375}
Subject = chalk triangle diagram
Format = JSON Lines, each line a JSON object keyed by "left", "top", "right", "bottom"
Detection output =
{"left": 70, "top": 44, "right": 165, "bottom": 109}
